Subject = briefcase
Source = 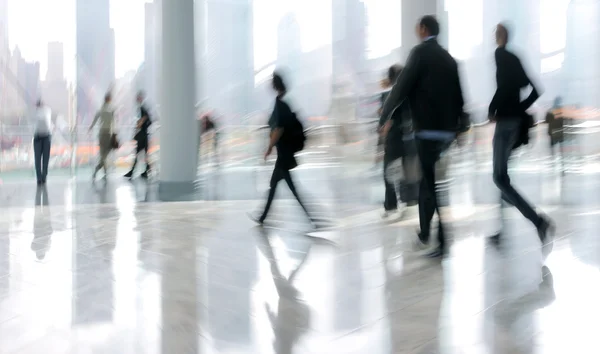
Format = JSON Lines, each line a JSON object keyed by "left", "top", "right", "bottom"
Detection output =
{"left": 110, "top": 133, "right": 120, "bottom": 150}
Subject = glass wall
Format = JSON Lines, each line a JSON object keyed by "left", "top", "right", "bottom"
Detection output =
{"left": 0, "top": 0, "right": 598, "bottom": 177}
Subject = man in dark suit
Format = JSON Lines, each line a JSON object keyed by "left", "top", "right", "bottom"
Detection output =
{"left": 489, "top": 24, "right": 554, "bottom": 250}
{"left": 381, "top": 15, "right": 467, "bottom": 258}
{"left": 125, "top": 91, "right": 152, "bottom": 179}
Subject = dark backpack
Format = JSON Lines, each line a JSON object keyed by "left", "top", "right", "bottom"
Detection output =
{"left": 287, "top": 112, "right": 306, "bottom": 153}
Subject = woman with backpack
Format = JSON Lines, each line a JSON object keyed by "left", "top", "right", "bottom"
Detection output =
{"left": 249, "top": 72, "right": 315, "bottom": 226}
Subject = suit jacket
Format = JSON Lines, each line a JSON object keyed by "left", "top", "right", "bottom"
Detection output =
{"left": 380, "top": 39, "right": 466, "bottom": 134}
{"left": 489, "top": 47, "right": 540, "bottom": 148}
{"left": 489, "top": 47, "right": 539, "bottom": 119}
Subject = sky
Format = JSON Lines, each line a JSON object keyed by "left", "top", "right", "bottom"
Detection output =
{"left": 8, "top": 0, "right": 147, "bottom": 82}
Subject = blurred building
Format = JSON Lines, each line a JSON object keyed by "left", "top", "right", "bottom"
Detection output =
{"left": 142, "top": 0, "right": 161, "bottom": 105}
{"left": 0, "top": 0, "right": 8, "bottom": 58}
{"left": 563, "top": 0, "right": 600, "bottom": 108}
{"left": 204, "top": 0, "right": 254, "bottom": 121}
{"left": 0, "top": 0, "right": 10, "bottom": 118}
{"left": 76, "top": 0, "right": 115, "bottom": 125}
{"left": 46, "top": 42, "right": 64, "bottom": 82}
{"left": 5, "top": 47, "right": 40, "bottom": 119}
{"left": 332, "top": 0, "right": 367, "bottom": 87}
{"left": 42, "top": 42, "right": 68, "bottom": 119}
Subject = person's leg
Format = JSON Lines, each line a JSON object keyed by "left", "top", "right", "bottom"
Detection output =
{"left": 401, "top": 153, "right": 420, "bottom": 206}
{"left": 33, "top": 137, "right": 43, "bottom": 183}
{"left": 558, "top": 141, "right": 565, "bottom": 174}
{"left": 41, "top": 136, "right": 51, "bottom": 182}
{"left": 259, "top": 167, "right": 284, "bottom": 222}
{"left": 282, "top": 169, "right": 312, "bottom": 220}
{"left": 416, "top": 139, "right": 437, "bottom": 244}
{"left": 493, "top": 120, "right": 543, "bottom": 229}
{"left": 97, "top": 133, "right": 110, "bottom": 178}
{"left": 99, "top": 151, "right": 108, "bottom": 177}
{"left": 141, "top": 140, "right": 151, "bottom": 177}
{"left": 432, "top": 141, "right": 453, "bottom": 251}
{"left": 383, "top": 152, "right": 398, "bottom": 211}
{"left": 125, "top": 141, "right": 142, "bottom": 177}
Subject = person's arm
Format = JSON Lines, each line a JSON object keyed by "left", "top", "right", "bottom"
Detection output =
{"left": 265, "top": 101, "right": 284, "bottom": 159}
{"left": 520, "top": 79, "right": 540, "bottom": 111}
{"left": 381, "top": 48, "right": 421, "bottom": 122}
{"left": 88, "top": 111, "right": 100, "bottom": 132}
{"left": 454, "top": 62, "right": 469, "bottom": 133}
{"left": 378, "top": 92, "right": 390, "bottom": 131}
{"left": 488, "top": 51, "right": 504, "bottom": 119}
{"left": 137, "top": 107, "right": 149, "bottom": 129}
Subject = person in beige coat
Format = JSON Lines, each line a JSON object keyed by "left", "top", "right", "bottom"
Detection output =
{"left": 89, "top": 93, "right": 115, "bottom": 180}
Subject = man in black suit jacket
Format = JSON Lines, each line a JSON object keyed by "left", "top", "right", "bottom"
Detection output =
{"left": 381, "top": 15, "right": 468, "bottom": 258}
{"left": 488, "top": 24, "right": 554, "bottom": 251}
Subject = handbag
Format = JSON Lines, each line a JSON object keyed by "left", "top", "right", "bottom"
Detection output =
{"left": 110, "top": 133, "right": 120, "bottom": 150}
{"left": 512, "top": 111, "right": 534, "bottom": 150}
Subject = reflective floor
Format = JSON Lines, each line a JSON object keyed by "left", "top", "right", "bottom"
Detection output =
{"left": 1, "top": 141, "right": 599, "bottom": 353}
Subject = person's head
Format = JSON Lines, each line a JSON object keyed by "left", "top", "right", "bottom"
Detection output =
{"left": 496, "top": 23, "right": 509, "bottom": 47}
{"left": 553, "top": 96, "right": 563, "bottom": 109}
{"left": 416, "top": 15, "right": 440, "bottom": 42}
{"left": 136, "top": 91, "right": 145, "bottom": 104}
{"left": 387, "top": 65, "right": 403, "bottom": 86}
{"left": 104, "top": 92, "right": 112, "bottom": 104}
{"left": 272, "top": 72, "right": 287, "bottom": 95}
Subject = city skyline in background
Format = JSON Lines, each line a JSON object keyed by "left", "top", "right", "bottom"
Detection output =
{"left": 0, "top": 0, "right": 592, "bottom": 123}
{"left": 7, "top": 0, "right": 146, "bottom": 82}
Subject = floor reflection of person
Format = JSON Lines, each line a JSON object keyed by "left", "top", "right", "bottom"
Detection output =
{"left": 383, "top": 239, "right": 443, "bottom": 352}
{"left": 31, "top": 186, "right": 52, "bottom": 260}
{"left": 254, "top": 228, "right": 311, "bottom": 354}
{"left": 89, "top": 93, "right": 116, "bottom": 181}
{"left": 494, "top": 266, "right": 555, "bottom": 352}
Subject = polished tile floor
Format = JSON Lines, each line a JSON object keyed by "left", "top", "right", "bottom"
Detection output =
{"left": 0, "top": 174, "right": 598, "bottom": 353}
{"left": 1, "top": 124, "right": 599, "bottom": 353}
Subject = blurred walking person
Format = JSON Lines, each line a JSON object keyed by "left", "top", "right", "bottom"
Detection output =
{"left": 381, "top": 16, "right": 468, "bottom": 258}
{"left": 200, "top": 111, "right": 219, "bottom": 165}
{"left": 545, "top": 96, "right": 565, "bottom": 173}
{"left": 89, "top": 93, "right": 116, "bottom": 181}
{"left": 248, "top": 72, "right": 314, "bottom": 227}
{"left": 379, "top": 65, "right": 420, "bottom": 219}
{"left": 125, "top": 91, "right": 152, "bottom": 179}
{"left": 32, "top": 99, "right": 53, "bottom": 185}
{"left": 488, "top": 24, "right": 554, "bottom": 251}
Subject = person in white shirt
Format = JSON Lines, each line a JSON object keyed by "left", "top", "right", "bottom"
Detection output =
{"left": 89, "top": 93, "right": 116, "bottom": 180}
{"left": 33, "top": 100, "right": 53, "bottom": 185}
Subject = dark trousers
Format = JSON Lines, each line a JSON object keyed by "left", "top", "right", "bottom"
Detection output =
{"left": 33, "top": 135, "right": 51, "bottom": 182}
{"left": 129, "top": 137, "right": 150, "bottom": 173}
{"left": 549, "top": 137, "right": 565, "bottom": 171}
{"left": 260, "top": 166, "right": 311, "bottom": 222}
{"left": 383, "top": 153, "right": 399, "bottom": 211}
{"left": 416, "top": 138, "right": 452, "bottom": 248}
{"left": 383, "top": 152, "right": 420, "bottom": 210}
{"left": 493, "top": 119, "right": 542, "bottom": 230}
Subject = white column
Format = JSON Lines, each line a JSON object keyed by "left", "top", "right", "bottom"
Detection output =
{"left": 401, "top": 0, "right": 439, "bottom": 61}
{"left": 160, "top": 0, "right": 198, "bottom": 188}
